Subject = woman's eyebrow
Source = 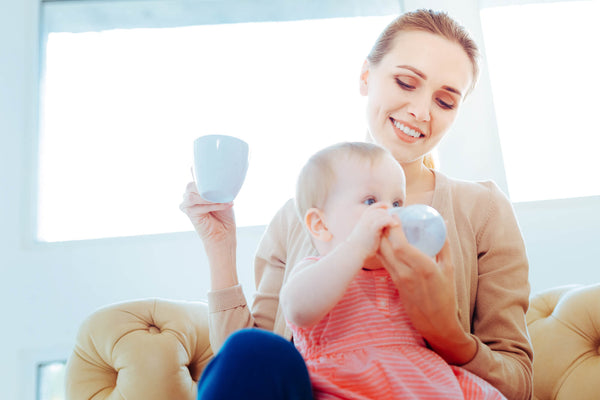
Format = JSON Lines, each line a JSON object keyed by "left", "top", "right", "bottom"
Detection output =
{"left": 396, "top": 65, "right": 426, "bottom": 79}
{"left": 442, "top": 85, "right": 463, "bottom": 97}
{"left": 396, "top": 65, "right": 463, "bottom": 98}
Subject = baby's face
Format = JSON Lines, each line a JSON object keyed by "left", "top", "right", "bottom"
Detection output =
{"left": 320, "top": 154, "right": 406, "bottom": 247}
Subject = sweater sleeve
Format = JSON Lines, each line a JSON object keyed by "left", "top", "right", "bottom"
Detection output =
{"left": 207, "top": 284, "right": 253, "bottom": 353}
{"left": 461, "top": 183, "right": 533, "bottom": 400}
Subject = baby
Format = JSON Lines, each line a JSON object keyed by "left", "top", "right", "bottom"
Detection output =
{"left": 281, "top": 141, "right": 505, "bottom": 400}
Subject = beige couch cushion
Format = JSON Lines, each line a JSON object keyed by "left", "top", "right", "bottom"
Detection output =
{"left": 65, "top": 299, "right": 213, "bottom": 400}
{"left": 66, "top": 284, "right": 600, "bottom": 400}
{"left": 527, "top": 284, "right": 600, "bottom": 400}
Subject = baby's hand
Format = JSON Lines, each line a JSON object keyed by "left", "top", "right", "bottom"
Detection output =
{"left": 345, "top": 203, "right": 399, "bottom": 260}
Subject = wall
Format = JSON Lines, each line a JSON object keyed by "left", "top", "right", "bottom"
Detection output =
{"left": 1, "top": 0, "right": 599, "bottom": 399}
{"left": 1, "top": 5, "right": 262, "bottom": 399}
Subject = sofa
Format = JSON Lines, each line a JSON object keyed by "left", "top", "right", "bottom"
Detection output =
{"left": 65, "top": 283, "right": 600, "bottom": 400}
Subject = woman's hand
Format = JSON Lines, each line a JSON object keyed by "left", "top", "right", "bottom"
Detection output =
{"left": 378, "top": 225, "right": 477, "bottom": 365}
{"left": 180, "top": 181, "right": 236, "bottom": 244}
{"left": 179, "top": 181, "right": 239, "bottom": 289}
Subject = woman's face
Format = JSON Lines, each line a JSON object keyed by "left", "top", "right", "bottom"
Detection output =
{"left": 360, "top": 30, "right": 474, "bottom": 165}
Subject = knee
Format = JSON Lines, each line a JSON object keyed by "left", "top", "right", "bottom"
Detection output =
{"left": 219, "top": 328, "right": 302, "bottom": 365}
{"left": 198, "top": 329, "right": 312, "bottom": 400}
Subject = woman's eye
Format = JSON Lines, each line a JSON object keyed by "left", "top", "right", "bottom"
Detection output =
{"left": 396, "top": 78, "right": 415, "bottom": 90}
{"left": 392, "top": 201, "right": 402, "bottom": 207}
{"left": 363, "top": 198, "right": 376, "bottom": 206}
{"left": 436, "top": 98, "right": 455, "bottom": 110}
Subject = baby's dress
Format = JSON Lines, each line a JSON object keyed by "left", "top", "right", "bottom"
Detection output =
{"left": 288, "top": 268, "right": 507, "bottom": 400}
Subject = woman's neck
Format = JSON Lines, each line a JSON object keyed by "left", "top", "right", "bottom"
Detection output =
{"left": 401, "top": 159, "right": 435, "bottom": 205}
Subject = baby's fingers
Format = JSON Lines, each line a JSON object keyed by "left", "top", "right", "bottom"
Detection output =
{"left": 358, "top": 212, "right": 398, "bottom": 237}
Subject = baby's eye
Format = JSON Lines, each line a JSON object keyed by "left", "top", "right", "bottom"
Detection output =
{"left": 392, "top": 201, "right": 402, "bottom": 208}
{"left": 363, "top": 197, "right": 377, "bottom": 206}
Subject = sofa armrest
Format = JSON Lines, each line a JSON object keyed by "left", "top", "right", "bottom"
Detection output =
{"left": 65, "top": 298, "right": 213, "bottom": 400}
{"left": 527, "top": 283, "right": 600, "bottom": 400}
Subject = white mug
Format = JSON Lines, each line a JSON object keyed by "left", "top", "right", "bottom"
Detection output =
{"left": 193, "top": 135, "right": 249, "bottom": 203}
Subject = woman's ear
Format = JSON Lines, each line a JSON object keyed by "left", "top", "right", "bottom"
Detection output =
{"left": 305, "top": 208, "right": 333, "bottom": 242}
{"left": 359, "top": 60, "right": 370, "bottom": 96}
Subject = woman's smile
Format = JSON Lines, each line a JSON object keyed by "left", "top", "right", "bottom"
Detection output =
{"left": 390, "top": 118, "right": 425, "bottom": 143}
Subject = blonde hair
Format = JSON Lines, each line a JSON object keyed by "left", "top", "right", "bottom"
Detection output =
{"left": 366, "top": 9, "right": 480, "bottom": 171}
{"left": 295, "top": 142, "right": 390, "bottom": 220}
{"left": 423, "top": 153, "right": 435, "bottom": 169}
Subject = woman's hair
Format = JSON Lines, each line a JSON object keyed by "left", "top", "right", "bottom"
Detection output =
{"left": 366, "top": 9, "right": 480, "bottom": 171}
{"left": 295, "top": 142, "right": 391, "bottom": 220}
{"left": 423, "top": 153, "right": 435, "bottom": 169}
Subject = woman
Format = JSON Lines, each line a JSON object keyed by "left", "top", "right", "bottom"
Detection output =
{"left": 181, "top": 9, "right": 533, "bottom": 400}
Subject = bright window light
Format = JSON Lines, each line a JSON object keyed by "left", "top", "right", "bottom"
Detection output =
{"left": 480, "top": 1, "right": 600, "bottom": 202}
{"left": 38, "top": 16, "right": 395, "bottom": 242}
{"left": 37, "top": 361, "right": 66, "bottom": 400}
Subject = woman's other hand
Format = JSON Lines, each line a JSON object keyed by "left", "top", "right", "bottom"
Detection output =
{"left": 379, "top": 225, "right": 477, "bottom": 365}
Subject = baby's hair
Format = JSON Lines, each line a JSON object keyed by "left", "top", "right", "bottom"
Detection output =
{"left": 295, "top": 142, "right": 391, "bottom": 220}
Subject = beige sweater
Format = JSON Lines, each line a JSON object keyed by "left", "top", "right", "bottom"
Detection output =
{"left": 207, "top": 170, "right": 533, "bottom": 400}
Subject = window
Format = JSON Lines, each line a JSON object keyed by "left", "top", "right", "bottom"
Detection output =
{"left": 480, "top": 0, "right": 600, "bottom": 202}
{"left": 37, "top": 361, "right": 66, "bottom": 400}
{"left": 37, "top": 0, "right": 400, "bottom": 242}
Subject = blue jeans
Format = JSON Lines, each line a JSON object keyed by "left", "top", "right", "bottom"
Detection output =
{"left": 197, "top": 328, "right": 314, "bottom": 400}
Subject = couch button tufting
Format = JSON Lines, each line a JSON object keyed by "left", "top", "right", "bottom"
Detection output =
{"left": 148, "top": 325, "right": 160, "bottom": 334}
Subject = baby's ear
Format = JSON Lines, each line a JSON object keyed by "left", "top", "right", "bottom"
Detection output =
{"left": 305, "top": 208, "right": 333, "bottom": 242}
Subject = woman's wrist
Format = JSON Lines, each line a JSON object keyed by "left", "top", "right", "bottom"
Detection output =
{"left": 204, "top": 238, "right": 239, "bottom": 290}
{"left": 425, "top": 324, "right": 478, "bottom": 365}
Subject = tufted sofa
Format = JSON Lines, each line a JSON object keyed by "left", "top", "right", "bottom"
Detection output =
{"left": 65, "top": 283, "right": 600, "bottom": 400}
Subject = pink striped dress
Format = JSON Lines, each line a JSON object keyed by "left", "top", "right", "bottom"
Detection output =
{"left": 288, "top": 268, "right": 507, "bottom": 400}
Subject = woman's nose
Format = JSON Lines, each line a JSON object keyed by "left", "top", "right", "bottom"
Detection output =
{"left": 407, "top": 93, "right": 431, "bottom": 122}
